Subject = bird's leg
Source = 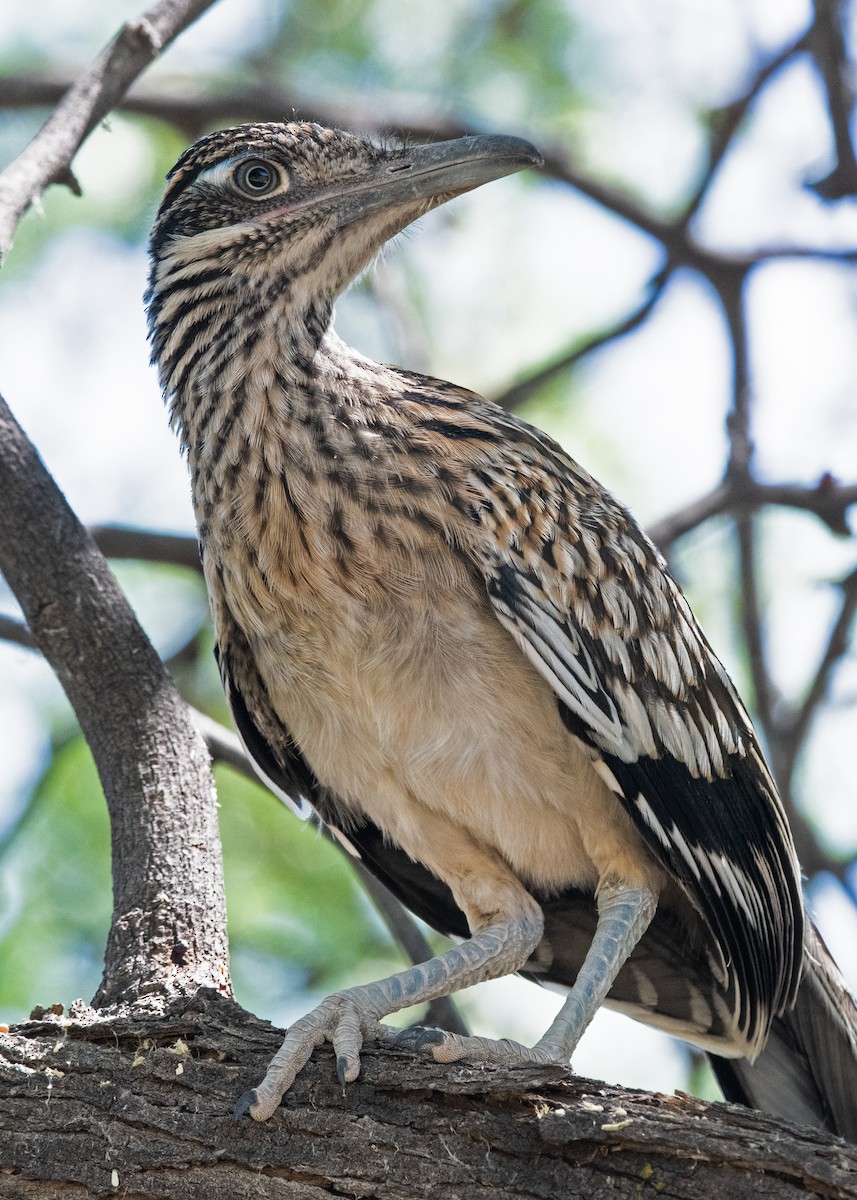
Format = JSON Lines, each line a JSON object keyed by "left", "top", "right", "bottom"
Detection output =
{"left": 399, "top": 880, "right": 657, "bottom": 1067}
{"left": 237, "top": 907, "right": 544, "bottom": 1121}
{"left": 535, "top": 880, "right": 657, "bottom": 1058}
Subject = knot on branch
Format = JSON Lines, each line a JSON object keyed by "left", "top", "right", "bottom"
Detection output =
{"left": 124, "top": 17, "right": 163, "bottom": 55}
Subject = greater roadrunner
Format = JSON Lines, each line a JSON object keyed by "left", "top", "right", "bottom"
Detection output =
{"left": 147, "top": 121, "right": 857, "bottom": 1135}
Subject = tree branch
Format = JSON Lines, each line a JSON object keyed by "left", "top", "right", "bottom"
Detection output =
{"left": 0, "top": 71, "right": 475, "bottom": 144}
{"left": 0, "top": 0, "right": 217, "bottom": 259}
{"left": 649, "top": 479, "right": 857, "bottom": 551}
{"left": 775, "top": 568, "right": 857, "bottom": 797}
{"left": 89, "top": 523, "right": 202, "bottom": 571}
{"left": 2, "top": 1002, "right": 855, "bottom": 1199}
{"left": 808, "top": 0, "right": 857, "bottom": 199}
{"left": 491, "top": 267, "right": 672, "bottom": 412}
{"left": 0, "top": 614, "right": 36, "bottom": 652}
{"left": 681, "top": 30, "right": 810, "bottom": 226}
{"left": 0, "top": 392, "right": 230, "bottom": 1012}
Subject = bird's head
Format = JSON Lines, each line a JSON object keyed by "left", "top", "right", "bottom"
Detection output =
{"left": 146, "top": 121, "right": 541, "bottom": 387}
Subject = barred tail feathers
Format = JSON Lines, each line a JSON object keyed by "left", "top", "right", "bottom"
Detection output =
{"left": 711, "top": 924, "right": 857, "bottom": 1140}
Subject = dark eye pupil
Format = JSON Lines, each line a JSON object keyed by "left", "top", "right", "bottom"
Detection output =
{"left": 236, "top": 161, "right": 278, "bottom": 194}
{"left": 245, "top": 165, "right": 271, "bottom": 190}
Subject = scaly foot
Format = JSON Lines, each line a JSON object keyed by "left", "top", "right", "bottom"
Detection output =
{"left": 235, "top": 990, "right": 386, "bottom": 1120}
{"left": 388, "top": 1024, "right": 568, "bottom": 1068}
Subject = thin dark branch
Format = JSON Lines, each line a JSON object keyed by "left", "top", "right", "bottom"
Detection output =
{"left": 776, "top": 568, "right": 857, "bottom": 791}
{"left": 807, "top": 0, "right": 857, "bottom": 199}
{"left": 190, "top": 707, "right": 248, "bottom": 773}
{"left": 719, "top": 269, "right": 753, "bottom": 480}
{"left": 710, "top": 263, "right": 779, "bottom": 736}
{"left": 736, "top": 514, "right": 774, "bottom": 733}
{"left": 682, "top": 30, "right": 810, "bottom": 226}
{"left": 90, "top": 524, "right": 202, "bottom": 571}
{"left": 0, "top": 0, "right": 218, "bottom": 259}
{"left": 0, "top": 72, "right": 473, "bottom": 146}
{"left": 540, "top": 144, "right": 678, "bottom": 245}
{"left": 0, "top": 613, "right": 36, "bottom": 651}
{"left": 747, "top": 479, "right": 857, "bottom": 535}
{"left": 774, "top": 774, "right": 857, "bottom": 902}
{"left": 491, "top": 268, "right": 671, "bottom": 412}
{"left": 648, "top": 478, "right": 857, "bottom": 550}
{"left": 648, "top": 486, "right": 732, "bottom": 550}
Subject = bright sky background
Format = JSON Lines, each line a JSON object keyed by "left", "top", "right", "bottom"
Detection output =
{"left": 1, "top": 0, "right": 857, "bottom": 1093}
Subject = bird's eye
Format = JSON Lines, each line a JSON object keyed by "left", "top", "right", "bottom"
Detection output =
{"left": 232, "top": 159, "right": 283, "bottom": 198}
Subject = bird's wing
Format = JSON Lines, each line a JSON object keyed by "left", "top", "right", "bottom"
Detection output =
{"left": 215, "top": 639, "right": 317, "bottom": 821}
{"left": 463, "top": 415, "right": 804, "bottom": 1055}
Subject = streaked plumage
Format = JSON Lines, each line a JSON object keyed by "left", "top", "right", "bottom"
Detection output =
{"left": 147, "top": 121, "right": 857, "bottom": 1135}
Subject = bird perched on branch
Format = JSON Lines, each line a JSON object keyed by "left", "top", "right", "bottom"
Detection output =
{"left": 147, "top": 120, "right": 857, "bottom": 1136}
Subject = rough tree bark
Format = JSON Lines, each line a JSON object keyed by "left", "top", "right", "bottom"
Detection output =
{"left": 0, "top": 394, "right": 230, "bottom": 1010}
{"left": 4, "top": 995, "right": 857, "bottom": 1199}
{"left": 1, "top": 1, "right": 857, "bottom": 1196}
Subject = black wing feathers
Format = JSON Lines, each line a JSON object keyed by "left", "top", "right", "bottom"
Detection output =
{"left": 471, "top": 422, "right": 805, "bottom": 1056}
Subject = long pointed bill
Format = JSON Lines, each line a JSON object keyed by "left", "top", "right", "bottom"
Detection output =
{"left": 336, "top": 134, "right": 543, "bottom": 225}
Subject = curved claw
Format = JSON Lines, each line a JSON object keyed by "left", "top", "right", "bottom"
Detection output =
{"left": 240, "top": 992, "right": 381, "bottom": 1120}
{"left": 233, "top": 1088, "right": 258, "bottom": 1120}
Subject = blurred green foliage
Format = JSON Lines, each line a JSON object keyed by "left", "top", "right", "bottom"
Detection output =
{"left": 0, "top": 737, "right": 111, "bottom": 1017}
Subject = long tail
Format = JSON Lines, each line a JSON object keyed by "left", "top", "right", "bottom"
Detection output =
{"left": 711, "top": 924, "right": 857, "bottom": 1140}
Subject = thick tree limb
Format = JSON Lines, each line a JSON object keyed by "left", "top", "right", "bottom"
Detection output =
{"left": 0, "top": 393, "right": 231, "bottom": 1010}
{"left": 0, "top": 0, "right": 217, "bottom": 259}
{"left": 1, "top": 997, "right": 856, "bottom": 1199}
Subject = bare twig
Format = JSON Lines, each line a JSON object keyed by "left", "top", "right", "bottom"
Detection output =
{"left": 90, "top": 524, "right": 202, "bottom": 571}
{"left": 807, "top": 0, "right": 857, "bottom": 199}
{"left": 648, "top": 479, "right": 857, "bottom": 551}
{"left": 712, "top": 263, "right": 779, "bottom": 733}
{"left": 491, "top": 267, "right": 672, "bottom": 412}
{"left": 682, "top": 30, "right": 810, "bottom": 226}
{"left": 736, "top": 513, "right": 774, "bottom": 733}
{"left": 0, "top": 72, "right": 473, "bottom": 146}
{"left": 0, "top": 613, "right": 36, "bottom": 651}
{"left": 776, "top": 569, "right": 857, "bottom": 792}
{"left": 0, "top": 0, "right": 218, "bottom": 259}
